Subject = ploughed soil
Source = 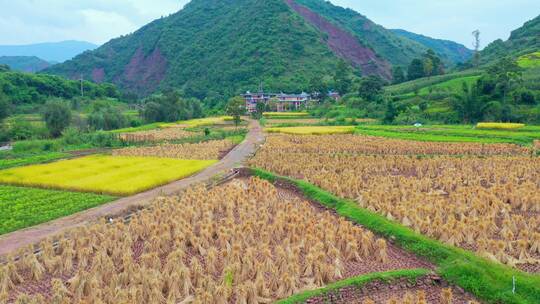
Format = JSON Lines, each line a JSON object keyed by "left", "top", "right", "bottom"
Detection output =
{"left": 303, "top": 274, "right": 477, "bottom": 304}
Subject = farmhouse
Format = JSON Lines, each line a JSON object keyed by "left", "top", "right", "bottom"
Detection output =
{"left": 243, "top": 91, "right": 312, "bottom": 112}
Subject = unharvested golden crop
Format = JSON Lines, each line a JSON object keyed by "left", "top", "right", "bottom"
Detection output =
{"left": 266, "top": 126, "right": 356, "bottom": 135}
{"left": 113, "top": 139, "right": 235, "bottom": 160}
{"left": 249, "top": 134, "right": 540, "bottom": 268}
{"left": 476, "top": 122, "right": 526, "bottom": 130}
{"left": 3, "top": 178, "right": 390, "bottom": 303}
{"left": 263, "top": 112, "right": 309, "bottom": 117}
{"left": 119, "top": 128, "right": 199, "bottom": 142}
{"left": 160, "top": 116, "right": 234, "bottom": 128}
{"left": 0, "top": 155, "right": 216, "bottom": 196}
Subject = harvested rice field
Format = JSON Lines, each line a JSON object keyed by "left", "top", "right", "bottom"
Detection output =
{"left": 118, "top": 128, "right": 199, "bottom": 142}
{"left": 299, "top": 274, "right": 476, "bottom": 304}
{"left": 0, "top": 155, "right": 216, "bottom": 196}
{"left": 266, "top": 126, "right": 356, "bottom": 135}
{"left": 113, "top": 139, "right": 237, "bottom": 160}
{"left": 249, "top": 134, "right": 540, "bottom": 272}
{"left": 1, "top": 177, "right": 434, "bottom": 303}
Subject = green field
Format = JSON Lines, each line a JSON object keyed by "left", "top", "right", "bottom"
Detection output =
{"left": 0, "top": 185, "right": 115, "bottom": 235}
{"left": 0, "top": 152, "right": 69, "bottom": 170}
{"left": 385, "top": 70, "right": 482, "bottom": 95}
{"left": 354, "top": 124, "right": 540, "bottom": 145}
{"left": 517, "top": 52, "right": 540, "bottom": 68}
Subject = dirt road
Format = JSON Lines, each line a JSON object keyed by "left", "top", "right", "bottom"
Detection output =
{"left": 0, "top": 119, "right": 265, "bottom": 256}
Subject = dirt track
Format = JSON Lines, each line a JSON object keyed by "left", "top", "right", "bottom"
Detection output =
{"left": 0, "top": 119, "right": 265, "bottom": 256}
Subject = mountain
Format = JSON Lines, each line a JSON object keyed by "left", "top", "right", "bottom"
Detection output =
{"left": 46, "top": 0, "right": 466, "bottom": 99}
{"left": 480, "top": 15, "right": 540, "bottom": 64}
{"left": 0, "top": 56, "right": 51, "bottom": 73}
{"left": 0, "top": 41, "right": 98, "bottom": 63}
{"left": 391, "top": 29, "right": 473, "bottom": 64}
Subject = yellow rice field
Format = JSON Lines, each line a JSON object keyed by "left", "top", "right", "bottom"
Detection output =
{"left": 0, "top": 155, "right": 216, "bottom": 196}
{"left": 476, "top": 122, "right": 525, "bottom": 130}
{"left": 263, "top": 112, "right": 310, "bottom": 117}
{"left": 265, "top": 126, "right": 355, "bottom": 135}
{"left": 160, "top": 116, "right": 234, "bottom": 128}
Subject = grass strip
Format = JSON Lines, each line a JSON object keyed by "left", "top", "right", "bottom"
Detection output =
{"left": 251, "top": 168, "right": 540, "bottom": 304}
{"left": 277, "top": 268, "right": 429, "bottom": 304}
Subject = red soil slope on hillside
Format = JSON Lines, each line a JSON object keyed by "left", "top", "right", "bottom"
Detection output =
{"left": 284, "top": 0, "right": 391, "bottom": 79}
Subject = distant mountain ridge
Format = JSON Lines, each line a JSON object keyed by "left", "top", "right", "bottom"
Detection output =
{"left": 45, "top": 0, "right": 473, "bottom": 98}
{"left": 391, "top": 29, "right": 473, "bottom": 64}
{"left": 0, "top": 41, "right": 98, "bottom": 63}
{"left": 0, "top": 56, "right": 51, "bottom": 73}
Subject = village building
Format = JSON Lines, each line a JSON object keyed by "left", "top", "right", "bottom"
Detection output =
{"left": 242, "top": 91, "right": 312, "bottom": 113}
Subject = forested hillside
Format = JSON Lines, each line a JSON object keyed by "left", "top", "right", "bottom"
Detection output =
{"left": 0, "top": 70, "right": 118, "bottom": 107}
{"left": 480, "top": 15, "right": 539, "bottom": 64}
{"left": 391, "top": 29, "right": 473, "bottom": 65}
{"left": 46, "top": 0, "right": 471, "bottom": 101}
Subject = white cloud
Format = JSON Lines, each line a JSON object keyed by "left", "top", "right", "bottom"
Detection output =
{"left": 0, "top": 0, "right": 187, "bottom": 45}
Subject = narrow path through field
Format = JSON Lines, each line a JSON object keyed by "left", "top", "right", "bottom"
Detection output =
{"left": 0, "top": 119, "right": 265, "bottom": 256}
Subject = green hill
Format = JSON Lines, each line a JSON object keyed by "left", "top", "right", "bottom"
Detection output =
{"left": 0, "top": 56, "right": 51, "bottom": 73}
{"left": 391, "top": 29, "right": 473, "bottom": 65}
{"left": 0, "top": 70, "right": 119, "bottom": 109}
{"left": 480, "top": 15, "right": 539, "bottom": 64}
{"left": 46, "top": 0, "right": 470, "bottom": 99}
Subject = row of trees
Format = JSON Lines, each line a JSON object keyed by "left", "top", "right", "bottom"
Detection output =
{"left": 142, "top": 90, "right": 203, "bottom": 123}
{"left": 392, "top": 50, "right": 445, "bottom": 84}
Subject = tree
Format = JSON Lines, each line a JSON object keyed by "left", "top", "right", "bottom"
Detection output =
{"left": 43, "top": 100, "right": 72, "bottom": 137}
{"left": 383, "top": 101, "right": 398, "bottom": 124}
{"left": 141, "top": 90, "right": 203, "bottom": 123}
{"left": 0, "top": 92, "right": 10, "bottom": 122}
{"left": 452, "top": 82, "right": 484, "bottom": 123}
{"left": 392, "top": 66, "right": 406, "bottom": 84}
{"left": 486, "top": 57, "right": 522, "bottom": 102}
{"left": 472, "top": 30, "right": 481, "bottom": 67}
{"left": 308, "top": 74, "right": 328, "bottom": 99}
{"left": 358, "top": 76, "right": 385, "bottom": 102}
{"left": 253, "top": 101, "right": 265, "bottom": 119}
{"left": 334, "top": 60, "right": 353, "bottom": 95}
{"left": 422, "top": 50, "right": 444, "bottom": 77}
{"left": 226, "top": 96, "right": 245, "bottom": 127}
{"left": 407, "top": 59, "right": 425, "bottom": 81}
{"left": 87, "top": 101, "right": 127, "bottom": 131}
{"left": 423, "top": 58, "right": 434, "bottom": 78}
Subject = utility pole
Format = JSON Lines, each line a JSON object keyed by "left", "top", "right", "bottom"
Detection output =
{"left": 472, "top": 30, "right": 481, "bottom": 68}
{"left": 80, "top": 73, "right": 84, "bottom": 97}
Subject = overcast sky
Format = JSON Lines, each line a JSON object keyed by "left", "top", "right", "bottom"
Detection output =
{"left": 0, "top": 0, "right": 538, "bottom": 49}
